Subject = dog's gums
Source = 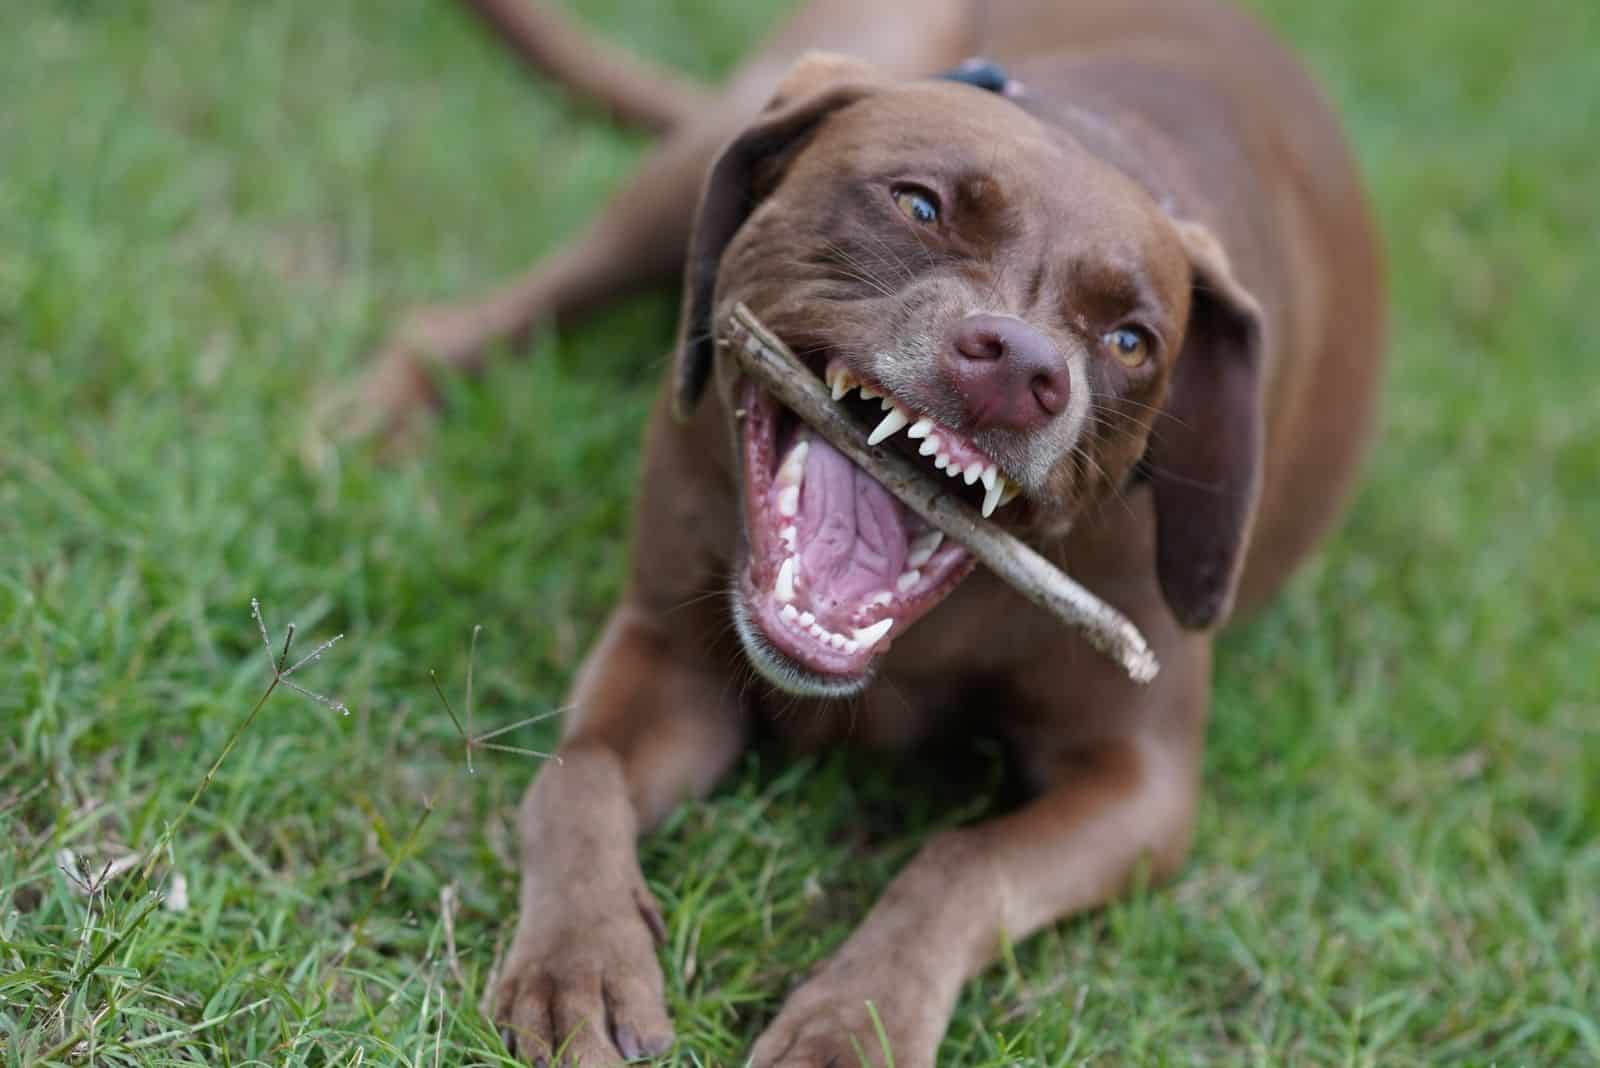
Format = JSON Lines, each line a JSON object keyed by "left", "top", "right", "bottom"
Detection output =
{"left": 734, "top": 353, "right": 1025, "bottom": 694}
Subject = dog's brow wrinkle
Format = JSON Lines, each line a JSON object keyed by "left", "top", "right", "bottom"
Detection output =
{"left": 1025, "top": 262, "right": 1048, "bottom": 311}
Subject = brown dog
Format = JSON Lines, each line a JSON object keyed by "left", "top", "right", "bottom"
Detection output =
{"left": 351, "top": 0, "right": 1385, "bottom": 1062}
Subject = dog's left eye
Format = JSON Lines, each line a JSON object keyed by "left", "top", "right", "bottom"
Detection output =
{"left": 1104, "top": 327, "right": 1152, "bottom": 368}
{"left": 892, "top": 186, "right": 940, "bottom": 225}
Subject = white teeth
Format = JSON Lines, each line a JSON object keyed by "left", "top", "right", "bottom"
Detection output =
{"left": 868, "top": 591, "right": 894, "bottom": 607}
{"left": 777, "top": 485, "right": 800, "bottom": 517}
{"left": 853, "top": 617, "right": 894, "bottom": 649}
{"left": 867, "top": 406, "right": 911, "bottom": 446}
{"left": 907, "top": 530, "right": 943, "bottom": 568}
{"left": 775, "top": 557, "right": 797, "bottom": 603}
{"left": 896, "top": 569, "right": 922, "bottom": 592}
{"left": 781, "top": 525, "right": 797, "bottom": 551}
{"left": 825, "top": 364, "right": 859, "bottom": 401}
{"left": 776, "top": 598, "right": 865, "bottom": 656}
{"left": 848, "top": 401, "right": 1011, "bottom": 518}
{"left": 981, "top": 474, "right": 1006, "bottom": 518}
{"left": 777, "top": 440, "right": 808, "bottom": 487}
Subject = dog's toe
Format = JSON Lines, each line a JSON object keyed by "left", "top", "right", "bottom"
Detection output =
{"left": 748, "top": 974, "right": 939, "bottom": 1068}
{"left": 750, "top": 1025, "right": 858, "bottom": 1068}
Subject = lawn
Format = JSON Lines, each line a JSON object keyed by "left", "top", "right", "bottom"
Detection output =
{"left": 2, "top": 0, "right": 1597, "bottom": 1064}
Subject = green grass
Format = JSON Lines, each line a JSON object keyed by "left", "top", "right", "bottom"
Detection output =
{"left": 2, "top": 0, "right": 1597, "bottom": 1063}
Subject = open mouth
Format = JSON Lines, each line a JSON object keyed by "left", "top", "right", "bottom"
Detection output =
{"left": 734, "top": 356, "right": 1023, "bottom": 695}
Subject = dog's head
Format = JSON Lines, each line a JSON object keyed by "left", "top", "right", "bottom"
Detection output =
{"left": 675, "top": 53, "right": 1264, "bottom": 697}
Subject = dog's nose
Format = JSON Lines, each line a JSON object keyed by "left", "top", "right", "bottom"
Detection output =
{"left": 942, "top": 314, "right": 1069, "bottom": 432}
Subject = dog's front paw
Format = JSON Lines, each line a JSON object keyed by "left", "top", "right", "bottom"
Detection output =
{"left": 749, "top": 971, "right": 940, "bottom": 1068}
{"left": 486, "top": 884, "right": 674, "bottom": 1066}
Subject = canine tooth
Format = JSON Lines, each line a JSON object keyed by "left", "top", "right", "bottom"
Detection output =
{"left": 800, "top": 611, "right": 815, "bottom": 627}
{"left": 907, "top": 530, "right": 943, "bottom": 568}
{"left": 907, "top": 417, "right": 935, "bottom": 440}
{"left": 981, "top": 464, "right": 998, "bottom": 492}
{"left": 830, "top": 369, "right": 857, "bottom": 401}
{"left": 777, "top": 485, "right": 799, "bottom": 517}
{"left": 1000, "top": 481, "right": 1022, "bottom": 505}
{"left": 859, "top": 384, "right": 881, "bottom": 401}
{"left": 776, "top": 440, "right": 809, "bottom": 487}
{"left": 981, "top": 475, "right": 1006, "bottom": 518}
{"left": 963, "top": 461, "right": 983, "bottom": 485}
{"left": 867, "top": 407, "right": 910, "bottom": 446}
{"left": 853, "top": 618, "right": 894, "bottom": 649}
{"left": 775, "top": 558, "right": 797, "bottom": 603}
{"left": 781, "top": 603, "right": 799, "bottom": 622}
{"left": 896, "top": 569, "right": 922, "bottom": 592}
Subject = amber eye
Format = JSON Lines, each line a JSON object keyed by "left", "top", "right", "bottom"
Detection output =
{"left": 892, "top": 186, "right": 940, "bottom": 225}
{"left": 1104, "top": 327, "right": 1151, "bottom": 368}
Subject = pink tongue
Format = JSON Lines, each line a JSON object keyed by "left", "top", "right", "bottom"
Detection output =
{"left": 795, "top": 433, "right": 909, "bottom": 617}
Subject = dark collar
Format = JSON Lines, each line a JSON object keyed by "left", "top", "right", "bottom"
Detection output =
{"left": 935, "top": 58, "right": 1022, "bottom": 98}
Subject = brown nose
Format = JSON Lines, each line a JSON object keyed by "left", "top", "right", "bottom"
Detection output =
{"left": 941, "top": 314, "right": 1069, "bottom": 432}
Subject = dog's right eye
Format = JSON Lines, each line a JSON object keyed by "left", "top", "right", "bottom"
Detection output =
{"left": 1104, "top": 326, "right": 1153, "bottom": 368}
{"left": 892, "top": 185, "right": 941, "bottom": 225}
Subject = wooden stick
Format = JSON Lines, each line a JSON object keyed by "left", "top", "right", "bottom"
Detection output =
{"left": 724, "top": 303, "right": 1159, "bottom": 684}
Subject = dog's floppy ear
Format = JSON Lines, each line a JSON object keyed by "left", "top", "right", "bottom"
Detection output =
{"left": 672, "top": 53, "right": 882, "bottom": 420}
{"left": 1147, "top": 221, "right": 1266, "bottom": 629}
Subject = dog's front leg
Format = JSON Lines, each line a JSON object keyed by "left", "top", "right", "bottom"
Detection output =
{"left": 488, "top": 603, "right": 747, "bottom": 1065}
{"left": 749, "top": 676, "right": 1205, "bottom": 1067}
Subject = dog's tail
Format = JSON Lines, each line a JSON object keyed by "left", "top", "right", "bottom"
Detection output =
{"left": 459, "top": 0, "right": 715, "bottom": 133}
